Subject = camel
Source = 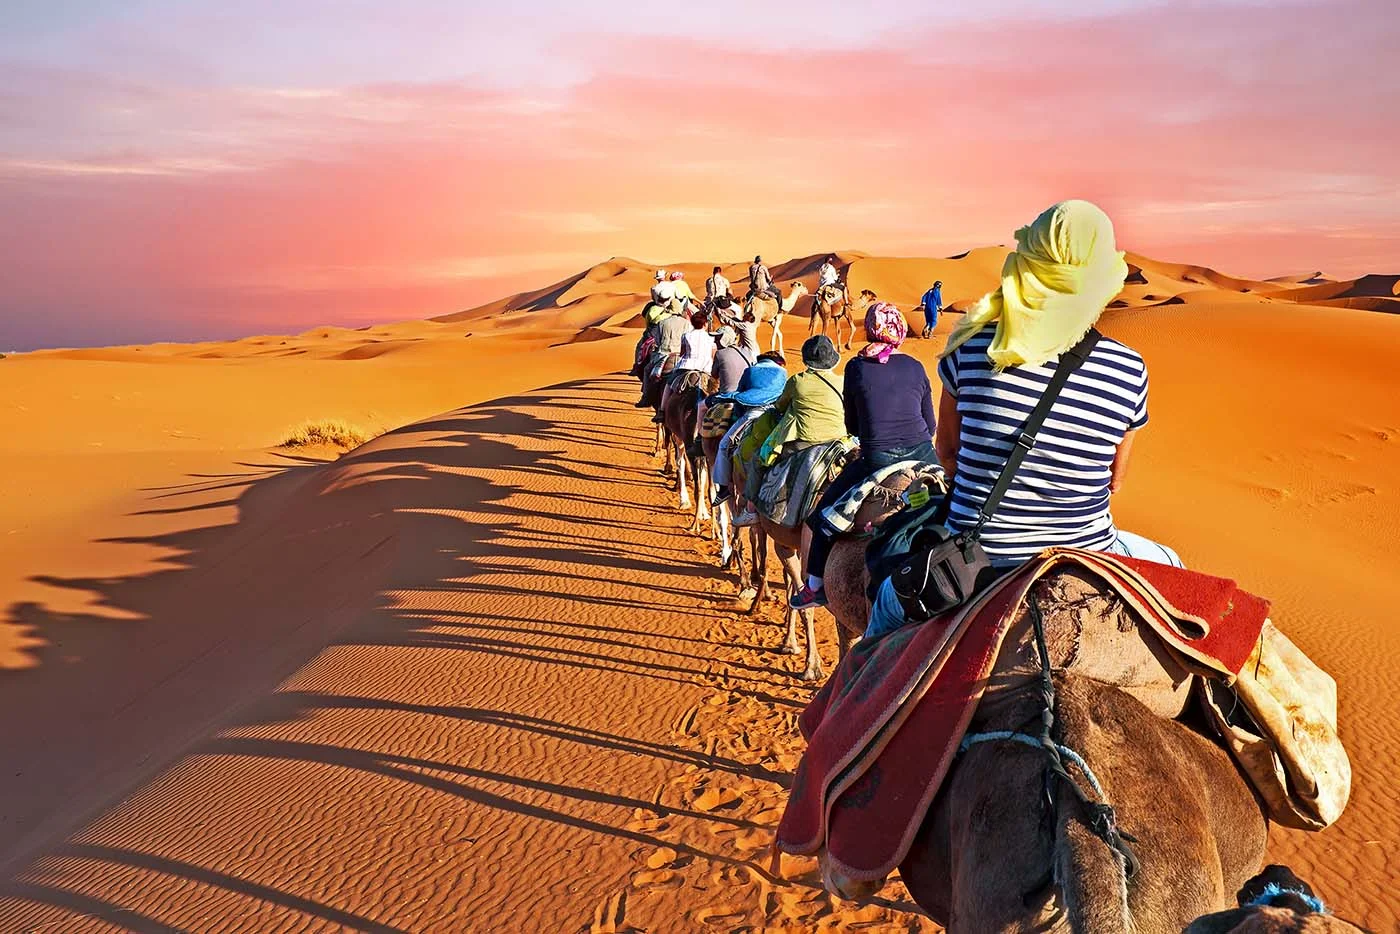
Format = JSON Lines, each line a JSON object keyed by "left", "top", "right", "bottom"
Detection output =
{"left": 811, "top": 563, "right": 1277, "bottom": 932}
{"left": 808, "top": 284, "right": 856, "bottom": 350}
{"left": 897, "top": 672, "right": 1268, "bottom": 933}
{"left": 659, "top": 375, "right": 713, "bottom": 528}
{"left": 749, "top": 466, "right": 942, "bottom": 681}
{"left": 745, "top": 281, "right": 809, "bottom": 358}
{"left": 699, "top": 433, "right": 757, "bottom": 577}
{"left": 751, "top": 515, "right": 859, "bottom": 682}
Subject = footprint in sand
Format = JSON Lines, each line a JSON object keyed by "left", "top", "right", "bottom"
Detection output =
{"left": 589, "top": 889, "right": 633, "bottom": 934}
{"left": 777, "top": 888, "right": 831, "bottom": 922}
{"left": 692, "top": 784, "right": 744, "bottom": 813}
{"left": 630, "top": 868, "right": 683, "bottom": 890}
{"left": 623, "top": 809, "right": 670, "bottom": 835}
{"left": 645, "top": 846, "right": 679, "bottom": 870}
{"left": 691, "top": 903, "right": 750, "bottom": 927}
{"left": 672, "top": 704, "right": 700, "bottom": 736}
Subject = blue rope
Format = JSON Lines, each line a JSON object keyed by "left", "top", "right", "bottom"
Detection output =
{"left": 959, "top": 730, "right": 1108, "bottom": 800}
{"left": 1243, "top": 882, "right": 1329, "bottom": 915}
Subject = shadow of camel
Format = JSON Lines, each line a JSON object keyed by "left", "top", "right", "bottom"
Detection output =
{"left": 0, "top": 373, "right": 832, "bottom": 930}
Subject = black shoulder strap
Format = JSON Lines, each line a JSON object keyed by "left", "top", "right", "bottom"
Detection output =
{"left": 967, "top": 329, "right": 1102, "bottom": 538}
{"left": 811, "top": 370, "right": 844, "bottom": 402}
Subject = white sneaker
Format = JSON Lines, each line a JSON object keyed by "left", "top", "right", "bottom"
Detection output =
{"left": 732, "top": 508, "right": 759, "bottom": 527}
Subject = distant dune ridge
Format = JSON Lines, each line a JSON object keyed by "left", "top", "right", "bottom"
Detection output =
{"left": 432, "top": 248, "right": 1396, "bottom": 347}
{"left": 0, "top": 244, "right": 1397, "bottom": 931}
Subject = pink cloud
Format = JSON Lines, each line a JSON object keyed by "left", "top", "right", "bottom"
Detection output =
{"left": 1, "top": 0, "right": 1396, "bottom": 349}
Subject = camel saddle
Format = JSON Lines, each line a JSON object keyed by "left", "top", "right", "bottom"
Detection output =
{"left": 670, "top": 369, "right": 716, "bottom": 395}
{"left": 757, "top": 439, "right": 856, "bottom": 529}
{"left": 817, "top": 460, "right": 948, "bottom": 537}
{"left": 699, "top": 401, "right": 737, "bottom": 440}
{"left": 775, "top": 548, "right": 1350, "bottom": 884}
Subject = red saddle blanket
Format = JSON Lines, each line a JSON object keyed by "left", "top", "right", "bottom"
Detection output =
{"left": 774, "top": 547, "right": 1270, "bottom": 882}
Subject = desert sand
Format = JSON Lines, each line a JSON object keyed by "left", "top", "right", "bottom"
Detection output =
{"left": 0, "top": 252, "right": 1396, "bottom": 932}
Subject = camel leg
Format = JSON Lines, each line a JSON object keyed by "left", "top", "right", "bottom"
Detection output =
{"left": 771, "top": 314, "right": 784, "bottom": 358}
{"left": 798, "top": 608, "right": 821, "bottom": 681}
{"left": 735, "top": 524, "right": 758, "bottom": 601}
{"left": 749, "top": 526, "right": 769, "bottom": 613}
{"left": 777, "top": 545, "right": 802, "bottom": 652}
{"left": 688, "top": 455, "right": 710, "bottom": 533}
{"left": 770, "top": 539, "right": 823, "bottom": 680}
{"left": 674, "top": 440, "right": 692, "bottom": 510}
{"left": 715, "top": 499, "right": 733, "bottom": 567}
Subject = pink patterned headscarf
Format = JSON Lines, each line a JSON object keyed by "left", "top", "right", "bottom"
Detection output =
{"left": 859, "top": 302, "right": 908, "bottom": 363}
{"left": 669, "top": 270, "right": 685, "bottom": 280}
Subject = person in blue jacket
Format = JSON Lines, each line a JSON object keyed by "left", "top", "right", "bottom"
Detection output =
{"left": 709, "top": 351, "right": 787, "bottom": 499}
{"left": 919, "top": 280, "right": 943, "bottom": 339}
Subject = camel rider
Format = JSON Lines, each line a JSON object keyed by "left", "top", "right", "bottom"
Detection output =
{"left": 861, "top": 200, "right": 1180, "bottom": 639}
{"left": 709, "top": 351, "right": 787, "bottom": 504}
{"left": 748, "top": 255, "right": 780, "bottom": 303}
{"left": 733, "top": 336, "right": 845, "bottom": 526}
{"left": 651, "top": 269, "right": 676, "bottom": 309}
{"left": 705, "top": 266, "right": 731, "bottom": 304}
{"left": 711, "top": 326, "right": 749, "bottom": 395}
{"left": 670, "top": 270, "right": 697, "bottom": 313}
{"left": 773, "top": 335, "right": 846, "bottom": 450}
{"left": 814, "top": 256, "right": 843, "bottom": 316}
{"left": 635, "top": 300, "right": 690, "bottom": 408}
{"left": 657, "top": 310, "right": 714, "bottom": 423}
{"left": 694, "top": 325, "right": 750, "bottom": 452}
{"left": 790, "top": 302, "right": 936, "bottom": 608}
{"left": 712, "top": 294, "right": 759, "bottom": 364}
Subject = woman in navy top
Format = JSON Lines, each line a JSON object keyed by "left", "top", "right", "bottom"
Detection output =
{"left": 791, "top": 302, "right": 935, "bottom": 610}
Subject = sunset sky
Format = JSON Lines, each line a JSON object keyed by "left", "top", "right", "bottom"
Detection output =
{"left": 2, "top": 0, "right": 1397, "bottom": 349}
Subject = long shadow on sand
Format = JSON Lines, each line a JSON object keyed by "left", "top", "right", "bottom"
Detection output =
{"left": 0, "top": 373, "right": 823, "bottom": 930}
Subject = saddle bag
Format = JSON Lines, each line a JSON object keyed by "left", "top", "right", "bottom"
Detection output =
{"left": 700, "top": 401, "right": 737, "bottom": 439}
{"left": 876, "top": 330, "right": 1102, "bottom": 624}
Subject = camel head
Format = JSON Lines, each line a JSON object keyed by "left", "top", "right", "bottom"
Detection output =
{"left": 780, "top": 281, "right": 809, "bottom": 312}
{"left": 850, "top": 289, "right": 877, "bottom": 313}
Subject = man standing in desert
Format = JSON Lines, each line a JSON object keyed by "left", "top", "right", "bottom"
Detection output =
{"left": 920, "top": 279, "right": 943, "bottom": 338}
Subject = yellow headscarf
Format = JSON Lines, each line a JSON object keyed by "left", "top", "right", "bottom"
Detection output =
{"left": 943, "top": 200, "right": 1128, "bottom": 370}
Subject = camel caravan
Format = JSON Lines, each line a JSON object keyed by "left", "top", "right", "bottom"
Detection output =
{"left": 629, "top": 202, "right": 1363, "bottom": 933}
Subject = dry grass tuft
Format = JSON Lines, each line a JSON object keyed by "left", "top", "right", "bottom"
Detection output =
{"left": 278, "top": 419, "right": 378, "bottom": 451}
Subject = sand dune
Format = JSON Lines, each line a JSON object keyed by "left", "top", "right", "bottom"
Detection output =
{"left": 1, "top": 247, "right": 1397, "bottom": 931}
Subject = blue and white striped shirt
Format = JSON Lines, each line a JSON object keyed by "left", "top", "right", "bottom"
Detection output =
{"left": 937, "top": 328, "right": 1149, "bottom": 566}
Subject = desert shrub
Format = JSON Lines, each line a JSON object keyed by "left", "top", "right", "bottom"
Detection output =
{"left": 278, "top": 419, "right": 377, "bottom": 450}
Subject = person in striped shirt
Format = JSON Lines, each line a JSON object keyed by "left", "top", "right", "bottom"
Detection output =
{"left": 935, "top": 200, "right": 1181, "bottom": 569}
{"left": 933, "top": 200, "right": 1181, "bottom": 569}
{"left": 864, "top": 200, "right": 1180, "bottom": 640}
